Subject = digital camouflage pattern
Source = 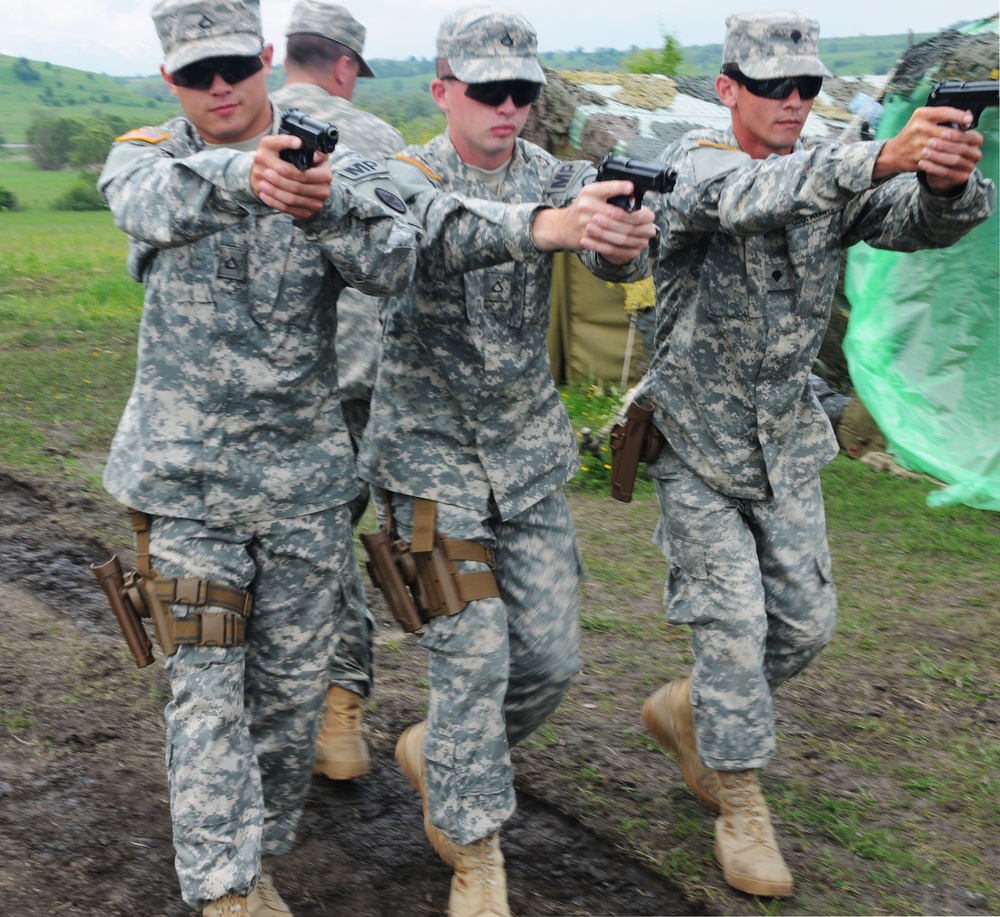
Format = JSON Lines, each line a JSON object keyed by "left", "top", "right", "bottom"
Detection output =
{"left": 360, "top": 127, "right": 644, "bottom": 846}
{"left": 98, "top": 106, "right": 418, "bottom": 528}
{"left": 284, "top": 0, "right": 375, "bottom": 77}
{"left": 389, "top": 492, "right": 581, "bottom": 845}
{"left": 98, "top": 96, "right": 418, "bottom": 907}
{"left": 436, "top": 5, "right": 546, "bottom": 84}
{"left": 152, "top": 507, "right": 356, "bottom": 906}
{"left": 640, "top": 123, "right": 994, "bottom": 771}
{"left": 721, "top": 9, "right": 831, "bottom": 79}
{"left": 641, "top": 127, "right": 995, "bottom": 502}
{"left": 153, "top": 0, "right": 264, "bottom": 73}
{"left": 269, "top": 80, "right": 405, "bottom": 699}
{"left": 360, "top": 135, "right": 646, "bottom": 520}
{"left": 650, "top": 451, "right": 836, "bottom": 768}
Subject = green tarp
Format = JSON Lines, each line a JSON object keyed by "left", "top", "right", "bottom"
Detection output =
{"left": 843, "top": 20, "right": 999, "bottom": 511}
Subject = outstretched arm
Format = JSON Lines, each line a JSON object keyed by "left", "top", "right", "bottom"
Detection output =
{"left": 873, "top": 106, "right": 984, "bottom": 193}
{"left": 530, "top": 180, "right": 657, "bottom": 264}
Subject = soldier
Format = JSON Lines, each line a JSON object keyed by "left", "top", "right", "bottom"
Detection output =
{"left": 271, "top": 0, "right": 406, "bottom": 784}
{"left": 634, "top": 8, "right": 994, "bottom": 898}
{"left": 96, "top": 0, "right": 421, "bottom": 914}
{"left": 356, "top": 6, "right": 656, "bottom": 915}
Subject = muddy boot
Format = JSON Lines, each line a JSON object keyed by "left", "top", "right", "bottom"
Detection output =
{"left": 248, "top": 858, "right": 293, "bottom": 916}
{"left": 395, "top": 721, "right": 460, "bottom": 867}
{"left": 449, "top": 833, "right": 511, "bottom": 917}
{"left": 313, "top": 685, "right": 370, "bottom": 780}
{"left": 642, "top": 677, "right": 721, "bottom": 812}
{"left": 203, "top": 897, "right": 248, "bottom": 917}
{"left": 714, "top": 770, "right": 793, "bottom": 898}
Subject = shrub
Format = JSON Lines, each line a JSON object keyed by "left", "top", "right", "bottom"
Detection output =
{"left": 53, "top": 180, "right": 106, "bottom": 211}
{"left": 0, "top": 186, "right": 20, "bottom": 212}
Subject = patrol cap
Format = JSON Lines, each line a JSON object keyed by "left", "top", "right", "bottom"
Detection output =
{"left": 286, "top": 0, "right": 375, "bottom": 77}
{"left": 722, "top": 9, "right": 831, "bottom": 79}
{"left": 436, "top": 6, "right": 546, "bottom": 85}
{"left": 152, "top": 0, "right": 264, "bottom": 74}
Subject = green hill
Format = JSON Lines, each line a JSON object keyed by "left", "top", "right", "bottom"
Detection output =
{"left": 0, "top": 55, "right": 180, "bottom": 145}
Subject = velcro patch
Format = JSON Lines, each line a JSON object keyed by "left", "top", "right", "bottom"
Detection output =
{"left": 394, "top": 154, "right": 441, "bottom": 183}
{"left": 115, "top": 127, "right": 170, "bottom": 144}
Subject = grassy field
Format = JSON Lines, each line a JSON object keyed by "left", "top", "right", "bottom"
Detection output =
{"left": 1, "top": 196, "right": 998, "bottom": 916}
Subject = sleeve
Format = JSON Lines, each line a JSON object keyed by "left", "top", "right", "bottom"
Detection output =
{"left": 386, "top": 155, "right": 546, "bottom": 277}
{"left": 298, "top": 149, "right": 420, "bottom": 297}
{"left": 97, "top": 132, "right": 271, "bottom": 247}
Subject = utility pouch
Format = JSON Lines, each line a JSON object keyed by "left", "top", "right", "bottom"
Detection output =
{"left": 609, "top": 400, "right": 665, "bottom": 503}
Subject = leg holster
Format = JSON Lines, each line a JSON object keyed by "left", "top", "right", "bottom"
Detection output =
{"left": 362, "top": 497, "right": 499, "bottom": 632}
{"left": 409, "top": 498, "right": 499, "bottom": 618}
{"left": 128, "top": 510, "right": 252, "bottom": 655}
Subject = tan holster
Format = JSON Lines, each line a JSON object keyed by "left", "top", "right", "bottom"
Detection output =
{"left": 91, "top": 510, "right": 253, "bottom": 667}
{"left": 361, "top": 497, "right": 499, "bottom": 633}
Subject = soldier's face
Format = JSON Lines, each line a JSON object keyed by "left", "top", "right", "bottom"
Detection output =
{"left": 716, "top": 73, "right": 814, "bottom": 158}
{"left": 431, "top": 75, "right": 532, "bottom": 170}
{"left": 163, "top": 45, "right": 275, "bottom": 145}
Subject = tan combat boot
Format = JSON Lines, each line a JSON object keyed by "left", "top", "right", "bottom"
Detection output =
{"left": 314, "top": 685, "right": 370, "bottom": 780}
{"left": 714, "top": 770, "right": 793, "bottom": 898}
{"left": 395, "top": 721, "right": 460, "bottom": 867}
{"left": 642, "top": 678, "right": 721, "bottom": 812}
{"left": 248, "top": 858, "right": 293, "bottom": 916}
{"left": 448, "top": 833, "right": 511, "bottom": 917}
{"left": 203, "top": 896, "right": 248, "bottom": 916}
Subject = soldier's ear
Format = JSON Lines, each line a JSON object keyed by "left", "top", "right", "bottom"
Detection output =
{"left": 716, "top": 74, "right": 738, "bottom": 110}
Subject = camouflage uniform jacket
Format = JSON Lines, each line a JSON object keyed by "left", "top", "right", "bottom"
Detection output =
{"left": 269, "top": 82, "right": 405, "bottom": 161}
{"left": 98, "top": 109, "right": 418, "bottom": 527}
{"left": 357, "top": 133, "right": 647, "bottom": 520}
{"left": 642, "top": 127, "right": 995, "bottom": 500}
{"left": 268, "top": 83, "right": 405, "bottom": 408}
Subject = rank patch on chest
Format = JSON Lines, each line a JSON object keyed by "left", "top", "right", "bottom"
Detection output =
{"left": 218, "top": 245, "right": 248, "bottom": 281}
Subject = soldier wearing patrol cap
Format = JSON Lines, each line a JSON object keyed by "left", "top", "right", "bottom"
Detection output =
{"left": 271, "top": 0, "right": 407, "bottom": 786}
{"left": 633, "top": 7, "right": 994, "bottom": 899}
{"left": 355, "top": 6, "right": 657, "bottom": 915}
{"left": 97, "top": 0, "right": 422, "bottom": 914}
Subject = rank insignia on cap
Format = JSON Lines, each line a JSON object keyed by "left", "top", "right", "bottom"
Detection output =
{"left": 115, "top": 127, "right": 171, "bottom": 144}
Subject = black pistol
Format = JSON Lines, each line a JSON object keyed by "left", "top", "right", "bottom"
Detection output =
{"left": 926, "top": 80, "right": 999, "bottom": 129}
{"left": 279, "top": 108, "right": 339, "bottom": 171}
{"left": 595, "top": 154, "right": 676, "bottom": 211}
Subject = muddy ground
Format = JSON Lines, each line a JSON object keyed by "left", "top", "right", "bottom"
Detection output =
{"left": 0, "top": 471, "right": 701, "bottom": 917}
{"left": 1, "top": 469, "right": 997, "bottom": 917}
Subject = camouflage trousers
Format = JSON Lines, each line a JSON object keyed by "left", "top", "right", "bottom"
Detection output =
{"left": 649, "top": 448, "right": 837, "bottom": 770}
{"left": 390, "top": 489, "right": 582, "bottom": 846}
{"left": 150, "top": 506, "right": 357, "bottom": 908}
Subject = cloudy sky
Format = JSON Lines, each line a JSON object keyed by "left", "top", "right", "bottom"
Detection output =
{"left": 2, "top": 0, "right": 992, "bottom": 77}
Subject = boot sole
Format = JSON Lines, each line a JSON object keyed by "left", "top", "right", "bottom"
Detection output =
{"left": 314, "top": 758, "right": 370, "bottom": 780}
{"left": 642, "top": 691, "right": 721, "bottom": 813}
{"left": 714, "top": 838, "right": 794, "bottom": 898}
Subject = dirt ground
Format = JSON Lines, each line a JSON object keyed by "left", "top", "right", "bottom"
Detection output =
{"left": 0, "top": 469, "right": 996, "bottom": 916}
{"left": 0, "top": 471, "right": 702, "bottom": 917}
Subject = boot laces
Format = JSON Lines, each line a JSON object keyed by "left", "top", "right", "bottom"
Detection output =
{"left": 467, "top": 837, "right": 503, "bottom": 907}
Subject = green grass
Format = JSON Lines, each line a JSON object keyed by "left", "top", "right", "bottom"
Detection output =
{"left": 0, "top": 209, "right": 139, "bottom": 482}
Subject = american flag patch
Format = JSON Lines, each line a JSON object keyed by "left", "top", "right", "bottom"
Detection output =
{"left": 115, "top": 127, "right": 170, "bottom": 144}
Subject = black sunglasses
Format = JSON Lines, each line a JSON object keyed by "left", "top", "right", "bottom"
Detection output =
{"left": 722, "top": 66, "right": 823, "bottom": 101}
{"left": 171, "top": 55, "right": 264, "bottom": 90}
{"left": 443, "top": 76, "right": 542, "bottom": 108}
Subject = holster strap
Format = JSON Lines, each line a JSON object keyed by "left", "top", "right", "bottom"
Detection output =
{"left": 438, "top": 538, "right": 497, "bottom": 604}
{"left": 153, "top": 578, "right": 253, "bottom": 616}
{"left": 171, "top": 612, "right": 246, "bottom": 648}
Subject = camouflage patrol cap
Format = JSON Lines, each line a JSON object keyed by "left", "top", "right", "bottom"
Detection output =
{"left": 286, "top": 0, "right": 375, "bottom": 77}
{"left": 152, "top": 0, "right": 263, "bottom": 74}
{"left": 722, "top": 9, "right": 832, "bottom": 79}
{"left": 436, "top": 6, "right": 546, "bottom": 84}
